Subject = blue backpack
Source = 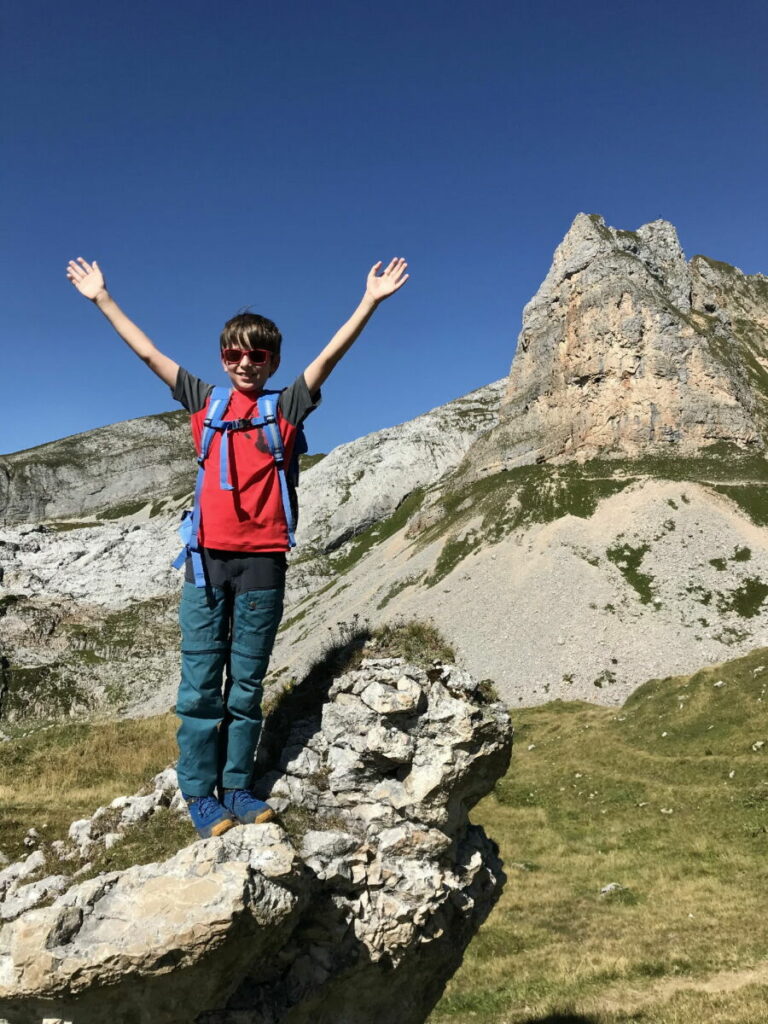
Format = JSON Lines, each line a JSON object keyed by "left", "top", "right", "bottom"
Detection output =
{"left": 172, "top": 386, "right": 308, "bottom": 587}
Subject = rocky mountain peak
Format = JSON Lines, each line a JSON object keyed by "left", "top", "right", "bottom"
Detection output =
{"left": 533, "top": 213, "right": 689, "bottom": 313}
{"left": 463, "top": 214, "right": 768, "bottom": 477}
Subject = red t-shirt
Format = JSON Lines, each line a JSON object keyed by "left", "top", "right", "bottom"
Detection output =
{"left": 174, "top": 369, "right": 320, "bottom": 553}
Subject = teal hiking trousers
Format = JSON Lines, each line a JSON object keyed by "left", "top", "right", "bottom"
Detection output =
{"left": 175, "top": 581, "right": 284, "bottom": 797}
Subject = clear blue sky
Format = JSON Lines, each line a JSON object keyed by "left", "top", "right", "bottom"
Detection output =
{"left": 2, "top": 0, "right": 767, "bottom": 456}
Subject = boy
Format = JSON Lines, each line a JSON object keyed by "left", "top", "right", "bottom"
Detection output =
{"left": 66, "top": 255, "right": 409, "bottom": 837}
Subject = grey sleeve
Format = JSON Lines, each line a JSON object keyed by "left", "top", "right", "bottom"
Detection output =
{"left": 172, "top": 368, "right": 214, "bottom": 414}
{"left": 278, "top": 373, "right": 322, "bottom": 427}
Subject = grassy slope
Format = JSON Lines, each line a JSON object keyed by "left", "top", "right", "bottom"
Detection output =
{"left": 413, "top": 447, "right": 768, "bottom": 587}
{"left": 431, "top": 646, "right": 768, "bottom": 1023}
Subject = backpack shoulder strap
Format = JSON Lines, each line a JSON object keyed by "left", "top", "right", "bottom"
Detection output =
{"left": 201, "top": 387, "right": 231, "bottom": 460}
{"left": 172, "top": 387, "right": 233, "bottom": 586}
{"left": 258, "top": 391, "right": 298, "bottom": 548}
{"left": 258, "top": 392, "right": 284, "bottom": 458}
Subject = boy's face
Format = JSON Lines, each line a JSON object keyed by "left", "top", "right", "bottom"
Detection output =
{"left": 221, "top": 346, "right": 280, "bottom": 393}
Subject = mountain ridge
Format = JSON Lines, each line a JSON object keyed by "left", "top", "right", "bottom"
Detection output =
{"left": 2, "top": 213, "right": 768, "bottom": 723}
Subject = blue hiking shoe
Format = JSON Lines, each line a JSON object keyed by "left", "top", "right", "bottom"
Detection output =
{"left": 221, "top": 789, "right": 276, "bottom": 825}
{"left": 183, "top": 794, "right": 237, "bottom": 839}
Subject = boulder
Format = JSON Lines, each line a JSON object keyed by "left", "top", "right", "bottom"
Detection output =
{"left": 0, "top": 657, "right": 512, "bottom": 1024}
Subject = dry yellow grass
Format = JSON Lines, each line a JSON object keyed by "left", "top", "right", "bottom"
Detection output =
{"left": 0, "top": 714, "right": 178, "bottom": 861}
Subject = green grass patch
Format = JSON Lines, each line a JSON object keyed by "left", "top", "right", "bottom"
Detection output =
{"left": 377, "top": 572, "right": 425, "bottom": 610}
{"left": 0, "top": 664, "right": 94, "bottom": 723}
{"left": 369, "top": 619, "right": 456, "bottom": 668}
{"left": 0, "top": 594, "right": 21, "bottom": 615}
{"left": 605, "top": 541, "right": 655, "bottom": 605}
{"left": 97, "top": 595, "right": 178, "bottom": 648}
{"left": 430, "top": 646, "right": 768, "bottom": 1023}
{"left": 587, "top": 213, "right": 613, "bottom": 241}
{"left": 278, "top": 605, "right": 310, "bottom": 633}
{"left": 96, "top": 499, "right": 149, "bottom": 521}
{"left": 84, "top": 807, "right": 197, "bottom": 877}
{"left": 716, "top": 578, "right": 768, "bottom": 619}
{"left": 712, "top": 484, "right": 768, "bottom": 526}
{"left": 299, "top": 452, "right": 327, "bottom": 472}
{"left": 615, "top": 229, "right": 641, "bottom": 245}
{"left": 330, "top": 487, "right": 425, "bottom": 576}
{"left": 46, "top": 521, "right": 103, "bottom": 532}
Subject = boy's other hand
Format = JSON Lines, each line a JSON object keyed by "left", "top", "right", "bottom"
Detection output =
{"left": 66, "top": 258, "right": 107, "bottom": 302}
{"left": 365, "top": 258, "right": 409, "bottom": 304}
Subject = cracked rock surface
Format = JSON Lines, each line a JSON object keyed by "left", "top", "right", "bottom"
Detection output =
{"left": 0, "top": 657, "right": 512, "bottom": 1024}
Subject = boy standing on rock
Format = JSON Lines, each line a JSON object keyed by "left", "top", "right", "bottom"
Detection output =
{"left": 66, "top": 256, "right": 409, "bottom": 837}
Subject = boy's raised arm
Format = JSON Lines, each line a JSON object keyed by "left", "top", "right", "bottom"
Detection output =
{"left": 66, "top": 258, "right": 180, "bottom": 390}
{"left": 303, "top": 258, "right": 408, "bottom": 396}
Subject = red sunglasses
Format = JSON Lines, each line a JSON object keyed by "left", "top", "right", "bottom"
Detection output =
{"left": 221, "top": 347, "right": 271, "bottom": 366}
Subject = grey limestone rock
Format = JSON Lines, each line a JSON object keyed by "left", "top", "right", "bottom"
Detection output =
{"left": 0, "top": 411, "right": 192, "bottom": 527}
{"left": 462, "top": 213, "right": 768, "bottom": 477}
{"left": 0, "top": 657, "right": 512, "bottom": 1024}
{"left": 294, "top": 381, "right": 505, "bottom": 556}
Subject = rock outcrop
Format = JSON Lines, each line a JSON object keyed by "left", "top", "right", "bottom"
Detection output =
{"left": 0, "top": 412, "right": 192, "bottom": 527}
{"left": 0, "top": 656, "right": 512, "bottom": 1023}
{"left": 463, "top": 214, "right": 768, "bottom": 476}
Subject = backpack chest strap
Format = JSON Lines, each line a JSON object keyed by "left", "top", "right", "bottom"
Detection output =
{"left": 201, "top": 412, "right": 280, "bottom": 491}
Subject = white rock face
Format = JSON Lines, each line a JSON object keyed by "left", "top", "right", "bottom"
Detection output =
{"left": 463, "top": 213, "right": 768, "bottom": 475}
{"left": 0, "top": 411, "right": 192, "bottom": 526}
{"left": 296, "top": 380, "right": 505, "bottom": 552}
{"left": 0, "top": 658, "right": 512, "bottom": 1024}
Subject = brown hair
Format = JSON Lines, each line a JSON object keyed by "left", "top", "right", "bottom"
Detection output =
{"left": 220, "top": 312, "right": 282, "bottom": 355}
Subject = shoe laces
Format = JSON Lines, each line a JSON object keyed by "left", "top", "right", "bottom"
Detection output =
{"left": 195, "top": 795, "right": 223, "bottom": 818}
{"left": 227, "top": 789, "right": 258, "bottom": 813}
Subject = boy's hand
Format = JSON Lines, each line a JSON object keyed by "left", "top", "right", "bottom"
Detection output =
{"left": 303, "top": 256, "right": 410, "bottom": 395}
{"left": 65, "top": 256, "right": 180, "bottom": 388}
{"left": 365, "top": 258, "right": 409, "bottom": 304}
{"left": 66, "top": 258, "right": 107, "bottom": 302}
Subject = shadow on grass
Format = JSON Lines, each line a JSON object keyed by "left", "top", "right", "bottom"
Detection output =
{"left": 520, "top": 1014, "right": 601, "bottom": 1024}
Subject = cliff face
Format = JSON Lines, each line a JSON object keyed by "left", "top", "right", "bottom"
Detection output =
{"left": 0, "top": 411, "right": 193, "bottom": 527}
{"left": 464, "top": 214, "right": 768, "bottom": 475}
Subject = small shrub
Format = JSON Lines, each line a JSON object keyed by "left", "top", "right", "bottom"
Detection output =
{"left": 371, "top": 619, "right": 456, "bottom": 667}
{"left": 717, "top": 578, "right": 768, "bottom": 618}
